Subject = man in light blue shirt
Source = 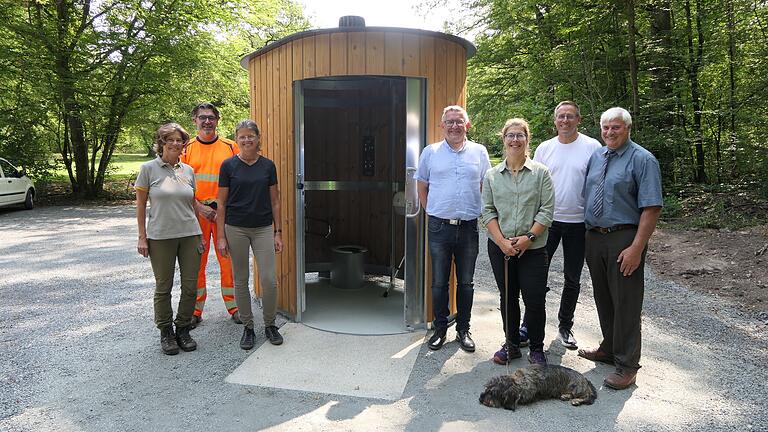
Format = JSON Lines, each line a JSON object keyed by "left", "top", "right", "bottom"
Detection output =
{"left": 416, "top": 105, "right": 491, "bottom": 352}
{"left": 579, "top": 107, "right": 663, "bottom": 391}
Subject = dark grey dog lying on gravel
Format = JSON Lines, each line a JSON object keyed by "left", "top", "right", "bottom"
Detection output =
{"left": 479, "top": 364, "right": 597, "bottom": 410}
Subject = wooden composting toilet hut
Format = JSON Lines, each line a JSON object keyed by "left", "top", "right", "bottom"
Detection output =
{"left": 240, "top": 16, "right": 476, "bottom": 333}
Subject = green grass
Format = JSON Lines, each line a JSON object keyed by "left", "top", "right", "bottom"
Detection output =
{"left": 50, "top": 153, "right": 152, "bottom": 181}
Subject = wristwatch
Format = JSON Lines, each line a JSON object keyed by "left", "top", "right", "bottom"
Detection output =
{"left": 525, "top": 231, "right": 537, "bottom": 242}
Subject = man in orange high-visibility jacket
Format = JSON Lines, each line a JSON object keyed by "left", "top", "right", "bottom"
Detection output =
{"left": 181, "top": 102, "right": 241, "bottom": 326}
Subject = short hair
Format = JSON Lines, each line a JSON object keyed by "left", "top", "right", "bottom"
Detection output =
{"left": 235, "top": 119, "right": 261, "bottom": 137}
{"left": 441, "top": 105, "right": 470, "bottom": 123}
{"left": 500, "top": 118, "right": 532, "bottom": 157}
{"left": 154, "top": 123, "right": 190, "bottom": 157}
{"left": 600, "top": 107, "right": 632, "bottom": 128}
{"left": 192, "top": 102, "right": 220, "bottom": 119}
{"left": 554, "top": 101, "right": 581, "bottom": 118}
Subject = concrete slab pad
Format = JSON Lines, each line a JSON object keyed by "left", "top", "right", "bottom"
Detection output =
{"left": 225, "top": 323, "right": 426, "bottom": 401}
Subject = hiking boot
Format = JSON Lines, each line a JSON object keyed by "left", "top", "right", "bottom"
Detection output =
{"left": 160, "top": 326, "right": 179, "bottom": 355}
{"left": 558, "top": 328, "right": 578, "bottom": 350}
{"left": 240, "top": 326, "right": 255, "bottom": 350}
{"left": 528, "top": 349, "right": 548, "bottom": 366}
{"left": 231, "top": 311, "right": 242, "bottom": 324}
{"left": 519, "top": 325, "right": 529, "bottom": 347}
{"left": 492, "top": 342, "right": 522, "bottom": 365}
{"left": 175, "top": 326, "right": 197, "bottom": 352}
{"left": 190, "top": 315, "right": 202, "bottom": 329}
{"left": 456, "top": 330, "right": 476, "bottom": 352}
{"left": 265, "top": 325, "right": 284, "bottom": 345}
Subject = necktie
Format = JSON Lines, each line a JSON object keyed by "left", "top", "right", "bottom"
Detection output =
{"left": 592, "top": 149, "right": 616, "bottom": 218}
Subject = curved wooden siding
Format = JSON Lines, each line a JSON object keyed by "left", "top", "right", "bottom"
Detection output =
{"left": 246, "top": 30, "right": 469, "bottom": 317}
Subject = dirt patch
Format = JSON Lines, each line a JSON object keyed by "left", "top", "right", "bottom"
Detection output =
{"left": 648, "top": 224, "right": 768, "bottom": 324}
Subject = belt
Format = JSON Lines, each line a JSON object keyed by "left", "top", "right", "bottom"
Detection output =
{"left": 590, "top": 224, "right": 638, "bottom": 234}
{"left": 430, "top": 216, "right": 477, "bottom": 226}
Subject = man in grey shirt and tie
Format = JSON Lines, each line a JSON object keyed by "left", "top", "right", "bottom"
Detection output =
{"left": 578, "top": 107, "right": 663, "bottom": 390}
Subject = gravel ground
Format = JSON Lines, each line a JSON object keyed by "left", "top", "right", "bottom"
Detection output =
{"left": 1, "top": 204, "right": 766, "bottom": 431}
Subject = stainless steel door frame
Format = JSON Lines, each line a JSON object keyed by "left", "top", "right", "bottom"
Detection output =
{"left": 404, "top": 77, "right": 426, "bottom": 329}
{"left": 294, "top": 80, "right": 306, "bottom": 321}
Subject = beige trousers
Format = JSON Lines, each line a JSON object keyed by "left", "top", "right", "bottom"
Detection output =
{"left": 224, "top": 224, "right": 278, "bottom": 328}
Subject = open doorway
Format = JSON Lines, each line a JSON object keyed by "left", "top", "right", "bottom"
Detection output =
{"left": 294, "top": 76, "right": 425, "bottom": 335}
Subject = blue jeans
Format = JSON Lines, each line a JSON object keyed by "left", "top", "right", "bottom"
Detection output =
{"left": 428, "top": 217, "right": 479, "bottom": 332}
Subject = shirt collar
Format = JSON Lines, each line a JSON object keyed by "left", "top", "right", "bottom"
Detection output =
{"left": 154, "top": 157, "right": 180, "bottom": 169}
{"left": 607, "top": 139, "right": 633, "bottom": 156}
{"left": 441, "top": 139, "right": 467, "bottom": 153}
{"left": 497, "top": 157, "right": 534, "bottom": 173}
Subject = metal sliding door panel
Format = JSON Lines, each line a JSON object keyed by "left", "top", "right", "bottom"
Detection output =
{"left": 404, "top": 77, "right": 426, "bottom": 328}
{"left": 294, "top": 80, "right": 306, "bottom": 321}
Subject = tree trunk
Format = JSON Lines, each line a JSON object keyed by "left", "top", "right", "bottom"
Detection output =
{"left": 685, "top": 0, "right": 707, "bottom": 183}
{"left": 727, "top": 0, "right": 738, "bottom": 179}
{"left": 626, "top": 0, "right": 640, "bottom": 122}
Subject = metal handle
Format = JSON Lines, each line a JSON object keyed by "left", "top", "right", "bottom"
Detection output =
{"left": 405, "top": 167, "right": 420, "bottom": 218}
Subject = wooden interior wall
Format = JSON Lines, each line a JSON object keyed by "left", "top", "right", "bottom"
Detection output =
{"left": 248, "top": 30, "right": 468, "bottom": 318}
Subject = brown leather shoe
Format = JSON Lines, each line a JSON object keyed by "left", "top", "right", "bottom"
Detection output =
{"left": 604, "top": 369, "right": 637, "bottom": 390}
{"left": 577, "top": 347, "right": 614, "bottom": 365}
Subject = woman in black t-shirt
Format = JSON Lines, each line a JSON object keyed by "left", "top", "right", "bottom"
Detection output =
{"left": 216, "top": 120, "right": 284, "bottom": 349}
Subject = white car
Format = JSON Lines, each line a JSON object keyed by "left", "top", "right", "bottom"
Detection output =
{"left": 0, "top": 157, "right": 35, "bottom": 209}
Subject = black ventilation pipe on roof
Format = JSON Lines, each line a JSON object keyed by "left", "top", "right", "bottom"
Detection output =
{"left": 338, "top": 16, "right": 365, "bottom": 27}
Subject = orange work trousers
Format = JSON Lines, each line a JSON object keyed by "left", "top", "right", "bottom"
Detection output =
{"left": 194, "top": 215, "right": 237, "bottom": 317}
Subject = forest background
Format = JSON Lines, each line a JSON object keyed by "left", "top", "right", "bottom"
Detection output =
{"left": 1, "top": 0, "right": 766, "bottom": 228}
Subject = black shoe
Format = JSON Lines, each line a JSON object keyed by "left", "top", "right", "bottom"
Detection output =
{"left": 427, "top": 328, "right": 447, "bottom": 350}
{"left": 231, "top": 311, "right": 242, "bottom": 324}
{"left": 240, "top": 326, "right": 255, "bottom": 350}
{"left": 558, "top": 327, "right": 578, "bottom": 350}
{"left": 160, "top": 326, "right": 179, "bottom": 355}
{"left": 175, "top": 326, "right": 197, "bottom": 352}
{"left": 265, "top": 325, "right": 283, "bottom": 345}
{"left": 190, "top": 315, "right": 202, "bottom": 329}
{"left": 456, "top": 330, "right": 476, "bottom": 352}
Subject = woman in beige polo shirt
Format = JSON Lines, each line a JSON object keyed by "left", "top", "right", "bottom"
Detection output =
{"left": 136, "top": 123, "right": 203, "bottom": 355}
{"left": 481, "top": 118, "right": 554, "bottom": 366}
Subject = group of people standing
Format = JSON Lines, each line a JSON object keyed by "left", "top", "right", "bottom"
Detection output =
{"left": 418, "top": 102, "right": 662, "bottom": 391}
{"left": 136, "top": 103, "right": 283, "bottom": 356}
{"left": 134, "top": 99, "right": 662, "bottom": 391}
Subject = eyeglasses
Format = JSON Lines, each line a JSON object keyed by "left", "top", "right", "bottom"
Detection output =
{"left": 238, "top": 135, "right": 258, "bottom": 142}
{"left": 443, "top": 119, "right": 467, "bottom": 127}
{"left": 556, "top": 114, "right": 578, "bottom": 120}
{"left": 164, "top": 138, "right": 186, "bottom": 146}
{"left": 504, "top": 133, "right": 527, "bottom": 141}
{"left": 196, "top": 115, "right": 218, "bottom": 122}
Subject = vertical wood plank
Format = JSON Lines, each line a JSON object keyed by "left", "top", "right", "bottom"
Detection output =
{"left": 292, "top": 39, "right": 303, "bottom": 80}
{"left": 330, "top": 32, "right": 348, "bottom": 76}
{"left": 384, "top": 32, "right": 403, "bottom": 75}
{"left": 402, "top": 33, "right": 420, "bottom": 77}
{"left": 365, "top": 31, "right": 385, "bottom": 74}
{"left": 315, "top": 33, "right": 330, "bottom": 77}
{"left": 348, "top": 31, "right": 365, "bottom": 74}
{"left": 302, "top": 36, "right": 316, "bottom": 79}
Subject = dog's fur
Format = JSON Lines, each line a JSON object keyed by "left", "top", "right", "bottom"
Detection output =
{"left": 479, "top": 364, "right": 597, "bottom": 410}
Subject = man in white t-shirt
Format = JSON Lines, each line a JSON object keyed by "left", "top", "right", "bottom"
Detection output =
{"left": 520, "top": 101, "right": 601, "bottom": 350}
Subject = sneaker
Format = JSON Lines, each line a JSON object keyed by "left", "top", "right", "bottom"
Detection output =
{"left": 175, "top": 326, "right": 197, "bottom": 352}
{"left": 558, "top": 328, "right": 578, "bottom": 350}
{"left": 519, "top": 325, "right": 529, "bottom": 347}
{"left": 231, "top": 311, "right": 242, "bottom": 324}
{"left": 492, "top": 343, "right": 522, "bottom": 365}
{"left": 190, "top": 315, "right": 202, "bottom": 329}
{"left": 240, "top": 326, "right": 255, "bottom": 350}
{"left": 528, "top": 349, "right": 548, "bottom": 366}
{"left": 160, "top": 326, "right": 179, "bottom": 355}
{"left": 265, "top": 325, "right": 283, "bottom": 345}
